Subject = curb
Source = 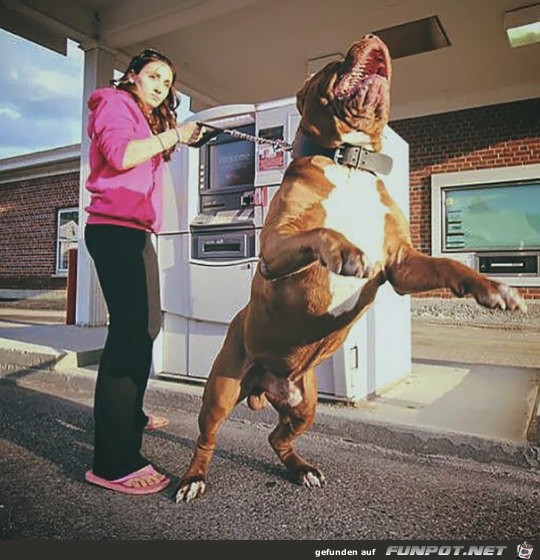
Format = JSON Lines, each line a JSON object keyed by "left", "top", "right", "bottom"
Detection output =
{"left": 0, "top": 337, "right": 102, "bottom": 371}
{"left": 145, "top": 375, "right": 540, "bottom": 470}
{"left": 2, "top": 359, "right": 538, "bottom": 472}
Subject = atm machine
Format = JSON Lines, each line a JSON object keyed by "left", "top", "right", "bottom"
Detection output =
{"left": 153, "top": 98, "right": 411, "bottom": 401}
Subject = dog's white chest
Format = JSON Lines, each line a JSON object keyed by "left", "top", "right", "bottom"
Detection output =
{"left": 322, "top": 164, "right": 387, "bottom": 264}
{"left": 321, "top": 165, "right": 388, "bottom": 316}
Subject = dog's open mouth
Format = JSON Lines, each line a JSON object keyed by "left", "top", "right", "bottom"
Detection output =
{"left": 294, "top": 34, "right": 392, "bottom": 150}
{"left": 333, "top": 36, "right": 391, "bottom": 101}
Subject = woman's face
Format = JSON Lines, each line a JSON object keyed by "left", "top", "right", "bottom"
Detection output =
{"left": 130, "top": 60, "right": 174, "bottom": 109}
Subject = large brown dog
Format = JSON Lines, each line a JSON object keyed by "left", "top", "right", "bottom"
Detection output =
{"left": 175, "top": 34, "right": 526, "bottom": 502}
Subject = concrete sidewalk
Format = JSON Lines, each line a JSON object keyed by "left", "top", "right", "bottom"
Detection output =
{"left": 0, "top": 305, "right": 539, "bottom": 470}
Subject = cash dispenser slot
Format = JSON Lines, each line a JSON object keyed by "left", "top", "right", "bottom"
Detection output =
{"left": 477, "top": 252, "right": 539, "bottom": 276}
{"left": 192, "top": 228, "right": 256, "bottom": 261}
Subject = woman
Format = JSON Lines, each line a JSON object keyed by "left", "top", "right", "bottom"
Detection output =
{"left": 83, "top": 48, "right": 204, "bottom": 495}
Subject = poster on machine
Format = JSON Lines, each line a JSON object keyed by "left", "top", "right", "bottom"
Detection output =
{"left": 257, "top": 126, "right": 285, "bottom": 172}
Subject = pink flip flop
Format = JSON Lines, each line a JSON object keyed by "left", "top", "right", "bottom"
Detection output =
{"left": 144, "top": 414, "right": 170, "bottom": 431}
{"left": 85, "top": 465, "right": 171, "bottom": 495}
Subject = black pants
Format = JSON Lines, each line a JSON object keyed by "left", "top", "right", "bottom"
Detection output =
{"left": 85, "top": 224, "right": 161, "bottom": 480}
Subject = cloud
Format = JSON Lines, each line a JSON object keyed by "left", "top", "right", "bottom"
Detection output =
{"left": 0, "top": 29, "right": 84, "bottom": 159}
{"left": 0, "top": 106, "right": 22, "bottom": 119}
{"left": 34, "top": 69, "right": 82, "bottom": 97}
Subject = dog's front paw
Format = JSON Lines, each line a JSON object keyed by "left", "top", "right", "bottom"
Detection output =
{"left": 341, "top": 246, "right": 373, "bottom": 277}
{"left": 297, "top": 466, "right": 326, "bottom": 488}
{"left": 175, "top": 477, "right": 206, "bottom": 503}
{"left": 319, "top": 236, "right": 372, "bottom": 277}
{"left": 476, "top": 283, "right": 527, "bottom": 312}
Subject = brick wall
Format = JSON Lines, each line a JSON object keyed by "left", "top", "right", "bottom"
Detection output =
{"left": 0, "top": 172, "right": 79, "bottom": 289}
{"left": 1, "top": 98, "right": 539, "bottom": 298}
{"left": 390, "top": 97, "right": 540, "bottom": 300}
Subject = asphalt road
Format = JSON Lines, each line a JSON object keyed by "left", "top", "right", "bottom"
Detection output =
{"left": 0, "top": 368, "right": 539, "bottom": 541}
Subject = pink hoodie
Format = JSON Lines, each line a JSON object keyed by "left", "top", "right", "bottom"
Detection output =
{"left": 85, "top": 87, "right": 164, "bottom": 233}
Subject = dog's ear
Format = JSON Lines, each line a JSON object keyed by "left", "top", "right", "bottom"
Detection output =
{"left": 297, "top": 61, "right": 341, "bottom": 115}
{"left": 296, "top": 74, "right": 326, "bottom": 115}
{"left": 296, "top": 79, "right": 309, "bottom": 116}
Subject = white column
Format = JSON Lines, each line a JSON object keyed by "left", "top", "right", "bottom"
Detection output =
{"left": 75, "top": 43, "right": 116, "bottom": 326}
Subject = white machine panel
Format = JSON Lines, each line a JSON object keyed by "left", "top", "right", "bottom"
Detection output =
{"left": 159, "top": 313, "right": 188, "bottom": 378}
{"left": 318, "top": 284, "right": 411, "bottom": 401}
{"left": 315, "top": 356, "right": 336, "bottom": 395}
{"left": 322, "top": 314, "right": 370, "bottom": 399}
{"left": 188, "top": 320, "right": 229, "bottom": 379}
{"left": 158, "top": 233, "right": 191, "bottom": 316}
{"left": 154, "top": 98, "right": 412, "bottom": 401}
{"left": 189, "top": 260, "right": 256, "bottom": 323}
{"left": 160, "top": 147, "right": 199, "bottom": 234}
{"left": 380, "top": 126, "right": 410, "bottom": 219}
{"left": 371, "top": 286, "right": 412, "bottom": 391}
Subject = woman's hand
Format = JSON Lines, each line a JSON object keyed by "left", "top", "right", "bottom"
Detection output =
{"left": 176, "top": 121, "right": 205, "bottom": 145}
{"left": 121, "top": 122, "right": 206, "bottom": 169}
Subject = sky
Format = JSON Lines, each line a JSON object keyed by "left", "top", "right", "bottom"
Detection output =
{"left": 0, "top": 29, "right": 85, "bottom": 159}
{"left": 0, "top": 28, "right": 192, "bottom": 161}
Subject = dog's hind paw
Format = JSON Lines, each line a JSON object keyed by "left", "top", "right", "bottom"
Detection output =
{"left": 175, "top": 479, "right": 206, "bottom": 503}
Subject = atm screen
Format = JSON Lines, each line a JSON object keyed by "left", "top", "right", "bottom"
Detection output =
{"left": 207, "top": 128, "right": 255, "bottom": 191}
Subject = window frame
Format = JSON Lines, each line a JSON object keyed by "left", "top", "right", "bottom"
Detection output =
{"left": 56, "top": 207, "right": 79, "bottom": 276}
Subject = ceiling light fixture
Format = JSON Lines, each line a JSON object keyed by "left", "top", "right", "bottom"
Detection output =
{"left": 504, "top": 3, "right": 540, "bottom": 47}
{"left": 373, "top": 16, "right": 450, "bottom": 59}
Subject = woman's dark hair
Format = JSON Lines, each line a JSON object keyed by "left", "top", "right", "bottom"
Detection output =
{"left": 115, "top": 48, "right": 179, "bottom": 161}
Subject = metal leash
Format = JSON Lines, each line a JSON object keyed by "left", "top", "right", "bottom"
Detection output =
{"left": 196, "top": 121, "right": 294, "bottom": 152}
